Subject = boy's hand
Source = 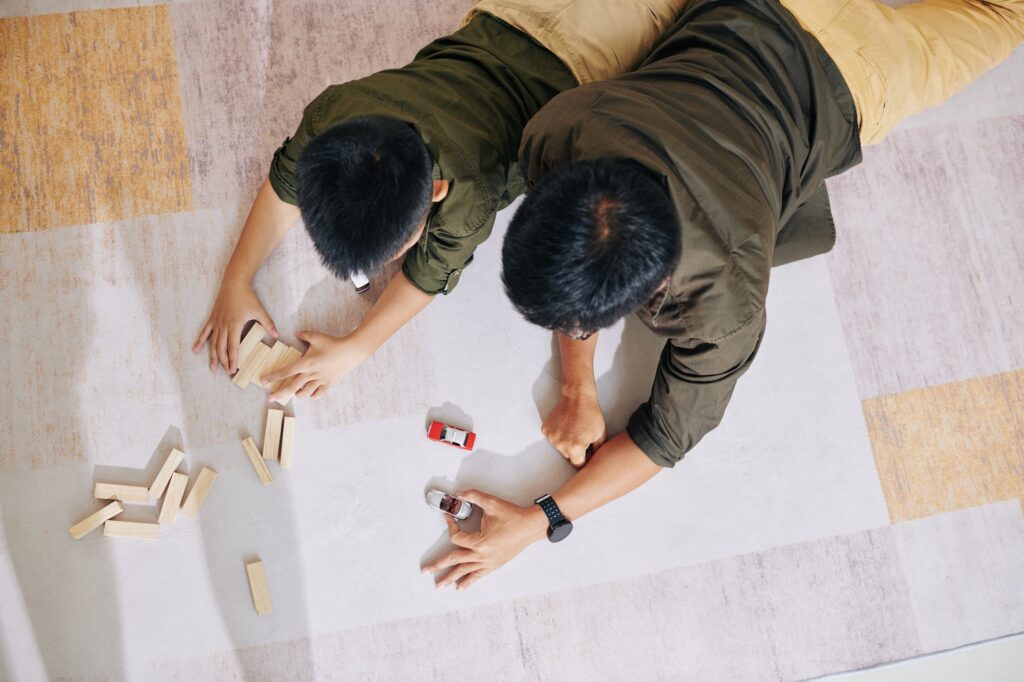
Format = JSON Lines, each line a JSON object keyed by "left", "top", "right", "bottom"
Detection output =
{"left": 542, "top": 385, "right": 607, "bottom": 467}
{"left": 422, "top": 490, "right": 548, "bottom": 591}
{"left": 193, "top": 280, "right": 279, "bottom": 373}
{"left": 262, "top": 331, "right": 370, "bottom": 401}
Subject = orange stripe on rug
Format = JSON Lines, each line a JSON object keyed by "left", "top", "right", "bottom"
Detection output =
{"left": 864, "top": 369, "right": 1024, "bottom": 523}
{"left": 0, "top": 6, "right": 192, "bottom": 233}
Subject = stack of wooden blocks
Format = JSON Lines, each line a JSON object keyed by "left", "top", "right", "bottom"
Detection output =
{"left": 69, "top": 449, "right": 218, "bottom": 541}
{"left": 233, "top": 323, "right": 304, "bottom": 405}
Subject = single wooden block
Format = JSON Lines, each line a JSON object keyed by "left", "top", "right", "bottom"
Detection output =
{"left": 262, "top": 408, "right": 284, "bottom": 460}
{"left": 279, "top": 416, "right": 296, "bottom": 469}
{"left": 241, "top": 437, "right": 273, "bottom": 485}
{"left": 158, "top": 472, "right": 188, "bottom": 525}
{"left": 93, "top": 483, "right": 149, "bottom": 503}
{"left": 148, "top": 448, "right": 185, "bottom": 499}
{"left": 232, "top": 341, "right": 272, "bottom": 389}
{"left": 246, "top": 560, "right": 273, "bottom": 615}
{"left": 103, "top": 520, "right": 160, "bottom": 540}
{"left": 70, "top": 501, "right": 124, "bottom": 540}
{"left": 236, "top": 322, "right": 267, "bottom": 369}
{"left": 269, "top": 346, "right": 304, "bottom": 404}
{"left": 181, "top": 467, "right": 217, "bottom": 518}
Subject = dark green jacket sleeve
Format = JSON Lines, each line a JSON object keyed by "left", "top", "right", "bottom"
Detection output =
{"left": 402, "top": 202, "right": 497, "bottom": 295}
{"left": 627, "top": 308, "right": 766, "bottom": 467}
{"left": 268, "top": 89, "right": 332, "bottom": 205}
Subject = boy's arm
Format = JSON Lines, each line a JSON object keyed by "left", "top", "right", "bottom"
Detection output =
{"left": 542, "top": 333, "right": 607, "bottom": 467}
{"left": 262, "top": 269, "right": 435, "bottom": 401}
{"left": 192, "top": 179, "right": 301, "bottom": 372}
{"left": 423, "top": 431, "right": 662, "bottom": 590}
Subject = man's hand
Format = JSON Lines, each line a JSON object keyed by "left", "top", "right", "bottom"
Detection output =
{"left": 261, "top": 330, "right": 370, "bottom": 401}
{"left": 421, "top": 490, "right": 548, "bottom": 591}
{"left": 193, "top": 280, "right": 279, "bottom": 374}
{"left": 542, "top": 385, "right": 607, "bottom": 467}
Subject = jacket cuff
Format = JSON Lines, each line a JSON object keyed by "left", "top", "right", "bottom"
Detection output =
{"left": 401, "top": 258, "right": 462, "bottom": 296}
{"left": 626, "top": 408, "right": 681, "bottom": 469}
{"left": 268, "top": 146, "right": 299, "bottom": 206}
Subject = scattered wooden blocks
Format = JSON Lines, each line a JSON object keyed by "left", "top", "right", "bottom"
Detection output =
{"left": 280, "top": 416, "right": 296, "bottom": 469}
{"left": 242, "top": 437, "right": 273, "bottom": 485}
{"left": 70, "top": 501, "right": 124, "bottom": 539}
{"left": 260, "top": 341, "right": 291, "bottom": 383}
{"left": 262, "top": 408, "right": 284, "bottom": 461}
{"left": 246, "top": 560, "right": 273, "bottom": 615}
{"left": 104, "top": 520, "right": 160, "bottom": 540}
{"left": 159, "top": 472, "right": 188, "bottom": 525}
{"left": 233, "top": 341, "right": 272, "bottom": 389}
{"left": 94, "top": 483, "right": 150, "bottom": 503}
{"left": 181, "top": 467, "right": 217, "bottom": 518}
{"left": 149, "top": 448, "right": 185, "bottom": 499}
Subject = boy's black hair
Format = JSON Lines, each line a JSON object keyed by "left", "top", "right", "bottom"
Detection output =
{"left": 296, "top": 116, "right": 434, "bottom": 279}
{"left": 502, "top": 158, "right": 679, "bottom": 334}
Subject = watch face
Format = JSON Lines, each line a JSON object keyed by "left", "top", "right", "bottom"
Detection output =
{"left": 547, "top": 520, "right": 573, "bottom": 543}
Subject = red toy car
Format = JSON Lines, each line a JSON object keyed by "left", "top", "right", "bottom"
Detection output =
{"left": 427, "top": 421, "right": 476, "bottom": 451}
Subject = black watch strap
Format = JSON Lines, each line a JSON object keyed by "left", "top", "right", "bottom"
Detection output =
{"left": 535, "top": 494, "right": 565, "bottom": 525}
{"left": 534, "top": 494, "right": 573, "bottom": 542}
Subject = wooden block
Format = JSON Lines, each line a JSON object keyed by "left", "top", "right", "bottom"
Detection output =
{"left": 148, "top": 448, "right": 185, "bottom": 499}
{"left": 232, "top": 341, "right": 271, "bottom": 389}
{"left": 246, "top": 560, "right": 273, "bottom": 615}
{"left": 262, "top": 408, "right": 284, "bottom": 460}
{"left": 269, "top": 346, "right": 304, "bottom": 404}
{"left": 236, "top": 322, "right": 267, "bottom": 369}
{"left": 70, "top": 501, "right": 124, "bottom": 540}
{"left": 158, "top": 472, "right": 188, "bottom": 525}
{"left": 241, "top": 437, "right": 273, "bottom": 485}
{"left": 181, "top": 467, "right": 217, "bottom": 518}
{"left": 93, "top": 483, "right": 149, "bottom": 503}
{"left": 103, "top": 520, "right": 160, "bottom": 540}
{"left": 279, "top": 416, "right": 296, "bottom": 469}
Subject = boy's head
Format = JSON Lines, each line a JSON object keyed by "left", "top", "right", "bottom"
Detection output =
{"left": 502, "top": 158, "right": 679, "bottom": 336}
{"left": 296, "top": 116, "right": 447, "bottom": 279}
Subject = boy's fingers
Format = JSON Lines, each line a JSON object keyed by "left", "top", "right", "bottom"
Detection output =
{"left": 311, "top": 385, "right": 327, "bottom": 400}
{"left": 455, "top": 570, "right": 486, "bottom": 591}
{"left": 437, "top": 562, "right": 483, "bottom": 589}
{"left": 262, "top": 358, "right": 304, "bottom": 385}
{"left": 226, "top": 323, "right": 242, "bottom": 374}
{"left": 422, "top": 548, "right": 475, "bottom": 574}
{"left": 270, "top": 373, "right": 306, "bottom": 403}
{"left": 256, "top": 311, "right": 278, "bottom": 339}
{"left": 444, "top": 516, "right": 476, "bottom": 550}
{"left": 208, "top": 335, "right": 218, "bottom": 372}
{"left": 296, "top": 380, "right": 320, "bottom": 398}
{"left": 192, "top": 321, "right": 212, "bottom": 352}
{"left": 216, "top": 327, "right": 230, "bottom": 372}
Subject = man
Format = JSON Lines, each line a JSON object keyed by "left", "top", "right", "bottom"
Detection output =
{"left": 191, "top": 0, "right": 689, "bottom": 401}
{"left": 423, "top": 0, "right": 1024, "bottom": 589}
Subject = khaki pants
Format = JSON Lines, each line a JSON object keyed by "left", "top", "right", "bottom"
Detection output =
{"left": 471, "top": 0, "right": 1024, "bottom": 146}
{"left": 779, "top": 0, "right": 1024, "bottom": 144}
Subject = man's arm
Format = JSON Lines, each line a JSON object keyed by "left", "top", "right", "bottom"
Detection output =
{"left": 542, "top": 333, "right": 607, "bottom": 466}
{"left": 423, "top": 431, "right": 661, "bottom": 590}
{"left": 192, "top": 179, "right": 301, "bottom": 373}
{"left": 263, "top": 269, "right": 434, "bottom": 400}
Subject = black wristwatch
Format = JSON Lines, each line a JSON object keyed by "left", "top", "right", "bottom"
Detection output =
{"left": 534, "top": 494, "right": 573, "bottom": 543}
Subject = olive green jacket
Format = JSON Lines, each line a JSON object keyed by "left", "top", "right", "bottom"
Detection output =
{"left": 520, "top": 0, "right": 862, "bottom": 467}
{"left": 269, "top": 14, "right": 576, "bottom": 294}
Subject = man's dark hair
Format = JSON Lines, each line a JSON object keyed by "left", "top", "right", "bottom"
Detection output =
{"left": 502, "top": 158, "right": 679, "bottom": 333}
{"left": 296, "top": 116, "right": 433, "bottom": 279}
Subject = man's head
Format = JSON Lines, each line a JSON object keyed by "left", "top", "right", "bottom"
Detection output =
{"left": 502, "top": 158, "right": 679, "bottom": 335}
{"left": 296, "top": 116, "right": 448, "bottom": 279}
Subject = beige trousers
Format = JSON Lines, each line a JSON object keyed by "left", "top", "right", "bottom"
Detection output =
{"left": 780, "top": 0, "right": 1024, "bottom": 144}
{"left": 469, "top": 0, "right": 1024, "bottom": 146}
{"left": 464, "top": 0, "right": 692, "bottom": 83}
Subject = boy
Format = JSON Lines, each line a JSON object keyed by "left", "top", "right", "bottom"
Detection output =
{"left": 192, "top": 0, "right": 689, "bottom": 401}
